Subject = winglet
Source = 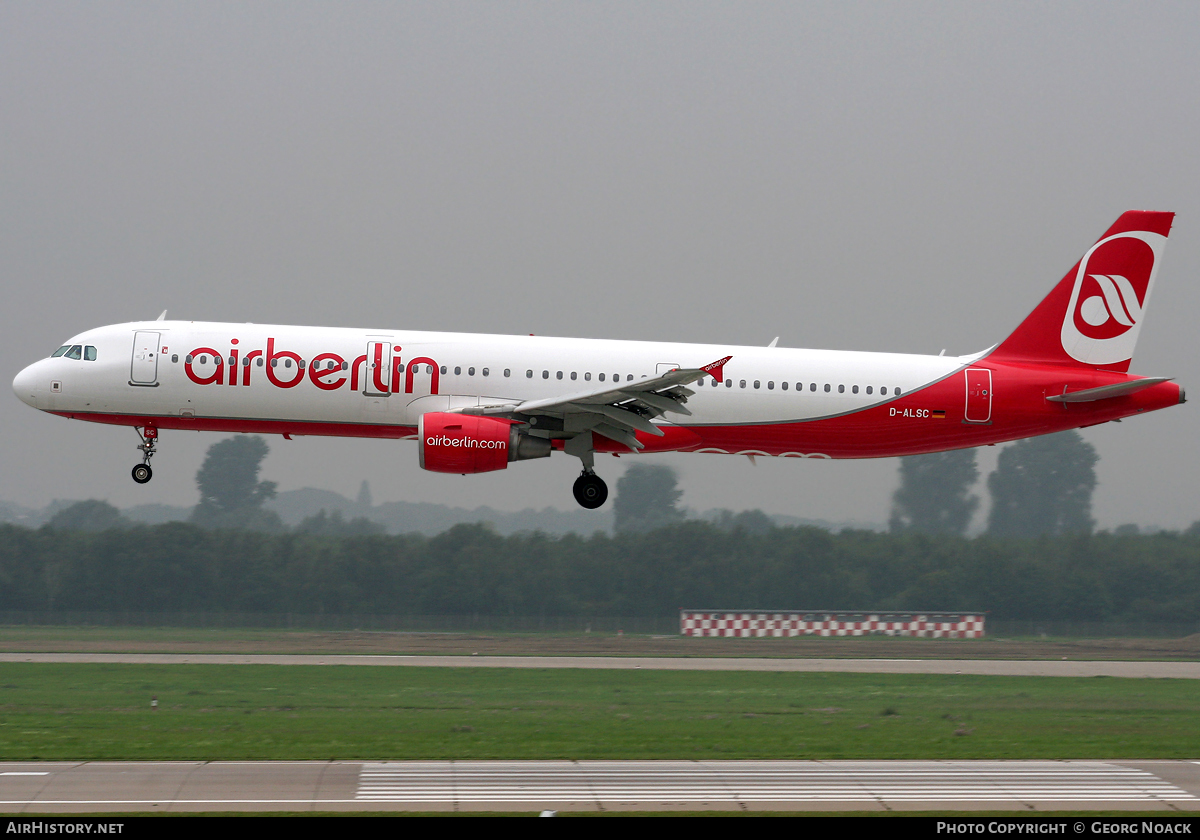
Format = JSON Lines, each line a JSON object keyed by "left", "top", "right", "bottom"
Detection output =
{"left": 701, "top": 355, "right": 732, "bottom": 383}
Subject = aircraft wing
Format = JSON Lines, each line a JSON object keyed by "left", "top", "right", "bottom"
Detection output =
{"left": 457, "top": 355, "right": 731, "bottom": 451}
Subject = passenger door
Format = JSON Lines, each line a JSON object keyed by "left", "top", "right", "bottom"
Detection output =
{"left": 130, "top": 331, "right": 161, "bottom": 385}
{"left": 964, "top": 368, "right": 992, "bottom": 423}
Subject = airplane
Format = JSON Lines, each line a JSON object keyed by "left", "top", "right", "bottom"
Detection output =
{"left": 11, "top": 211, "right": 1184, "bottom": 509}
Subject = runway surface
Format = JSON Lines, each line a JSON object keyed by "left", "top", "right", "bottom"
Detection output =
{"left": 1, "top": 761, "right": 1197, "bottom": 812}
{"left": 0, "top": 652, "right": 1197, "bottom": 678}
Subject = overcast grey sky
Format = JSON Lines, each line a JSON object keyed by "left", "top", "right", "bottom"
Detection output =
{"left": 3, "top": 2, "right": 1199, "bottom": 529}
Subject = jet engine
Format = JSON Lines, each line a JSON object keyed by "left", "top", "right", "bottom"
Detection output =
{"left": 418, "top": 412, "right": 551, "bottom": 474}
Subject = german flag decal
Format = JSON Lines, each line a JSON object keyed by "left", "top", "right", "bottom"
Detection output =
{"left": 932, "top": 410, "right": 947, "bottom": 419}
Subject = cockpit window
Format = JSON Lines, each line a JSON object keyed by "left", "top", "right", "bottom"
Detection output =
{"left": 51, "top": 346, "right": 71, "bottom": 357}
{"left": 84, "top": 346, "right": 97, "bottom": 361}
{"left": 64, "top": 345, "right": 83, "bottom": 360}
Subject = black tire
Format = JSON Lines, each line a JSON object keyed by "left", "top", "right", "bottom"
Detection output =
{"left": 572, "top": 473, "right": 608, "bottom": 509}
{"left": 131, "top": 464, "right": 153, "bottom": 484}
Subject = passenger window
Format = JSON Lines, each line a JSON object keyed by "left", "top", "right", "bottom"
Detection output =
{"left": 51, "top": 346, "right": 71, "bottom": 358}
{"left": 725, "top": 379, "right": 733, "bottom": 388}
{"left": 556, "top": 371, "right": 563, "bottom": 380}
{"left": 504, "top": 369, "right": 511, "bottom": 377}
{"left": 84, "top": 346, "right": 97, "bottom": 361}
{"left": 823, "top": 384, "right": 830, "bottom": 392}
{"left": 426, "top": 365, "right": 434, "bottom": 374}
{"left": 866, "top": 386, "right": 873, "bottom": 395}
{"left": 838, "top": 384, "right": 844, "bottom": 393}
{"left": 767, "top": 381, "right": 774, "bottom": 390}
{"left": 711, "top": 378, "right": 718, "bottom": 387}
{"left": 894, "top": 387, "right": 901, "bottom": 396}
{"left": 781, "top": 382, "right": 787, "bottom": 390}
{"left": 185, "top": 355, "right": 193, "bottom": 364}
{"left": 627, "top": 374, "right": 633, "bottom": 381}
{"left": 810, "top": 383, "right": 816, "bottom": 392}
{"left": 257, "top": 358, "right": 264, "bottom": 367}
{"left": 585, "top": 372, "right": 591, "bottom": 381}
{"left": 66, "top": 345, "right": 82, "bottom": 360}
{"left": 483, "top": 368, "right": 490, "bottom": 377}
{"left": 469, "top": 367, "right": 475, "bottom": 376}
{"left": 284, "top": 359, "right": 292, "bottom": 368}
{"left": 526, "top": 370, "right": 533, "bottom": 378}
{"left": 753, "top": 380, "right": 760, "bottom": 389}
{"left": 441, "top": 366, "right": 447, "bottom": 375}
{"left": 740, "top": 380, "right": 746, "bottom": 389}
{"left": 570, "top": 371, "right": 577, "bottom": 380}
{"left": 542, "top": 370, "right": 549, "bottom": 379}
{"left": 852, "top": 385, "right": 858, "bottom": 394}
{"left": 598, "top": 373, "right": 605, "bottom": 382}
{"left": 455, "top": 366, "right": 461, "bottom": 375}
{"left": 172, "top": 355, "right": 179, "bottom": 363}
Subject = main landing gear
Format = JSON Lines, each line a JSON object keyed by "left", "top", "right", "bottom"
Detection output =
{"left": 565, "top": 431, "right": 608, "bottom": 509}
{"left": 132, "top": 426, "right": 157, "bottom": 484}
{"left": 573, "top": 470, "right": 608, "bottom": 510}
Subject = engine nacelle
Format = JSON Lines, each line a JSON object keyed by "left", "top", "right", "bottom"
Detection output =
{"left": 418, "top": 412, "right": 551, "bottom": 474}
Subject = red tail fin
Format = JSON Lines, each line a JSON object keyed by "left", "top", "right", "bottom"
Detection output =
{"left": 990, "top": 211, "right": 1173, "bottom": 372}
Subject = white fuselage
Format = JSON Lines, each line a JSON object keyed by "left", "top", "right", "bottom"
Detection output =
{"left": 15, "top": 320, "right": 972, "bottom": 432}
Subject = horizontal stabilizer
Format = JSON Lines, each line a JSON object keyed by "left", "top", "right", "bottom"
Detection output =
{"left": 1046, "top": 377, "right": 1172, "bottom": 403}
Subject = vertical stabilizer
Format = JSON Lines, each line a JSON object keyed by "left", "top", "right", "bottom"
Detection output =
{"left": 990, "top": 211, "right": 1173, "bottom": 372}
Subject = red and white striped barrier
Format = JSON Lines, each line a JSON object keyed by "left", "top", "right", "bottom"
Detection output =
{"left": 680, "top": 611, "right": 985, "bottom": 638}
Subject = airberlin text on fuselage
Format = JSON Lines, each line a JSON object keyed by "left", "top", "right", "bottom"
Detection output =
{"left": 182, "top": 338, "right": 439, "bottom": 395}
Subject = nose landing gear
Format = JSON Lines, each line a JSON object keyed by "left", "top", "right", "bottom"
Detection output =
{"left": 572, "top": 470, "right": 608, "bottom": 509}
{"left": 132, "top": 426, "right": 157, "bottom": 484}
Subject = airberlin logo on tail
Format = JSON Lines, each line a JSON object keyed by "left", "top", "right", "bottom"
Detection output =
{"left": 1078, "top": 274, "right": 1143, "bottom": 332}
{"left": 1061, "top": 230, "right": 1165, "bottom": 366}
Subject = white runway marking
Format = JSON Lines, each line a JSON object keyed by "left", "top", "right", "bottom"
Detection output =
{"left": 355, "top": 761, "right": 1198, "bottom": 805}
{"left": 0, "top": 761, "right": 1196, "bottom": 811}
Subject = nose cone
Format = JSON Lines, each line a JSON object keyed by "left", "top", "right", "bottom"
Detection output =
{"left": 12, "top": 361, "right": 42, "bottom": 409}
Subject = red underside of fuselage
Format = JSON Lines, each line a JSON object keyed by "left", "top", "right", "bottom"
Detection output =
{"left": 49, "top": 364, "right": 1183, "bottom": 459}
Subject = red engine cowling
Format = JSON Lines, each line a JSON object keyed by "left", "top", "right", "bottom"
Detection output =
{"left": 418, "top": 412, "right": 517, "bottom": 474}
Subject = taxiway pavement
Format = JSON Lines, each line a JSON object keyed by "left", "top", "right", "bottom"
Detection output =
{"left": 0, "top": 652, "right": 1196, "bottom": 678}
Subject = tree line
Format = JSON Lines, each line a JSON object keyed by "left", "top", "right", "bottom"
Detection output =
{"left": 2, "top": 519, "right": 1198, "bottom": 622}
{"left": 19, "top": 431, "right": 1196, "bottom": 624}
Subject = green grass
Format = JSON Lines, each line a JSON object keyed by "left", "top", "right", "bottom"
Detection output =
{"left": 0, "top": 663, "right": 1196, "bottom": 761}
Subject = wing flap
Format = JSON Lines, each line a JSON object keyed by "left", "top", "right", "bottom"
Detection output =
{"left": 593, "top": 421, "right": 644, "bottom": 451}
{"left": 568, "top": 403, "right": 665, "bottom": 436}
